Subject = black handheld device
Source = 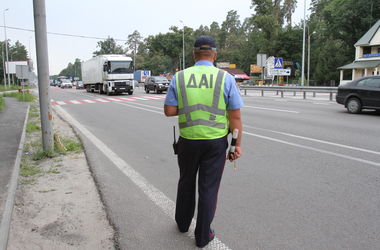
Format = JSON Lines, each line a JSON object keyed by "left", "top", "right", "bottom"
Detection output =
{"left": 173, "top": 126, "right": 178, "bottom": 155}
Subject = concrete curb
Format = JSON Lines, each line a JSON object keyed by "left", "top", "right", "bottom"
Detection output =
{"left": 0, "top": 105, "right": 30, "bottom": 250}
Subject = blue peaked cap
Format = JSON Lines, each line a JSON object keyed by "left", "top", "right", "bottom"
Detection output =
{"left": 194, "top": 35, "right": 217, "bottom": 51}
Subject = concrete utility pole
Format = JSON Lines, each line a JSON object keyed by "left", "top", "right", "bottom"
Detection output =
{"left": 33, "top": 0, "right": 54, "bottom": 152}
{"left": 2, "top": 46, "right": 5, "bottom": 86}
{"left": 301, "top": 1, "right": 306, "bottom": 86}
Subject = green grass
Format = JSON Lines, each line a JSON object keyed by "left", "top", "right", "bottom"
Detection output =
{"left": 32, "top": 149, "right": 56, "bottom": 161}
{"left": 30, "top": 105, "right": 39, "bottom": 113}
{"left": 54, "top": 137, "right": 83, "bottom": 154}
{"left": 2, "top": 91, "right": 36, "bottom": 102}
{"left": 26, "top": 121, "right": 41, "bottom": 133}
{"left": 0, "top": 84, "right": 28, "bottom": 92}
{"left": 38, "top": 189, "right": 56, "bottom": 193}
{"left": 0, "top": 96, "right": 4, "bottom": 110}
{"left": 20, "top": 163, "right": 43, "bottom": 177}
{"left": 20, "top": 178, "right": 37, "bottom": 185}
{"left": 46, "top": 168, "right": 60, "bottom": 174}
{"left": 29, "top": 112, "right": 39, "bottom": 118}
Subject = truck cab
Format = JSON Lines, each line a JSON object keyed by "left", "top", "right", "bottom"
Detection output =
{"left": 82, "top": 54, "right": 134, "bottom": 95}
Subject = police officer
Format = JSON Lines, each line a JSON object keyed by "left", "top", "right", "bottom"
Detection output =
{"left": 164, "top": 35, "right": 243, "bottom": 248}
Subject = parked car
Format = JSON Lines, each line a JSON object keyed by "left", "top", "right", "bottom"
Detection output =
{"left": 144, "top": 76, "right": 170, "bottom": 94}
{"left": 76, "top": 81, "right": 84, "bottom": 89}
{"left": 60, "top": 79, "right": 73, "bottom": 88}
{"left": 336, "top": 76, "right": 380, "bottom": 113}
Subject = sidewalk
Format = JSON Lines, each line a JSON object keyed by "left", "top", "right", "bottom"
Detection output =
{"left": 0, "top": 98, "right": 115, "bottom": 249}
{"left": 0, "top": 98, "right": 29, "bottom": 219}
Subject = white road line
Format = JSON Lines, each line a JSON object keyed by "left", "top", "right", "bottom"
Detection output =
{"left": 56, "top": 101, "right": 66, "bottom": 105}
{"left": 130, "top": 97, "right": 148, "bottom": 100}
{"left": 94, "top": 98, "right": 109, "bottom": 103}
{"left": 117, "top": 102, "right": 163, "bottom": 114}
{"left": 82, "top": 99, "right": 95, "bottom": 104}
{"left": 104, "top": 98, "right": 122, "bottom": 102}
{"left": 244, "top": 105, "right": 300, "bottom": 114}
{"left": 118, "top": 97, "right": 136, "bottom": 101}
{"left": 245, "top": 125, "right": 380, "bottom": 156}
{"left": 244, "top": 131, "right": 380, "bottom": 168}
{"left": 122, "top": 102, "right": 162, "bottom": 110}
{"left": 70, "top": 100, "right": 81, "bottom": 104}
{"left": 54, "top": 106, "right": 231, "bottom": 250}
{"left": 312, "top": 102, "right": 329, "bottom": 105}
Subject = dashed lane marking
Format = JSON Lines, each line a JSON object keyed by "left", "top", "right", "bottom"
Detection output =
{"left": 51, "top": 96, "right": 165, "bottom": 106}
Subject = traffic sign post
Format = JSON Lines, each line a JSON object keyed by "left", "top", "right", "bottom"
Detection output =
{"left": 274, "top": 57, "right": 283, "bottom": 69}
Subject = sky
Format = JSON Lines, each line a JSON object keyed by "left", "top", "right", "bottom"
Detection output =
{"left": 1, "top": 0, "right": 311, "bottom": 75}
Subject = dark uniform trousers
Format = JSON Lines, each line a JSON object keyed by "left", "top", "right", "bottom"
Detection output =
{"left": 175, "top": 135, "right": 228, "bottom": 247}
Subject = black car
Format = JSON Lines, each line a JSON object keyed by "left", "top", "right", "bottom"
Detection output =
{"left": 336, "top": 76, "right": 380, "bottom": 113}
{"left": 144, "top": 76, "right": 170, "bottom": 94}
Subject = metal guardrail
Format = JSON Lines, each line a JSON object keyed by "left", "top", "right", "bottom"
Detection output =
{"left": 239, "top": 85, "right": 338, "bottom": 101}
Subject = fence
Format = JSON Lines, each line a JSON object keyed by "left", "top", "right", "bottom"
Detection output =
{"left": 239, "top": 86, "right": 338, "bottom": 101}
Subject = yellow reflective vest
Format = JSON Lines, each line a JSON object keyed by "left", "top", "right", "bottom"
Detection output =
{"left": 176, "top": 66, "right": 229, "bottom": 140}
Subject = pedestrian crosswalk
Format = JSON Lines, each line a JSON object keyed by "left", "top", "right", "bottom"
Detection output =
{"left": 51, "top": 95, "right": 165, "bottom": 106}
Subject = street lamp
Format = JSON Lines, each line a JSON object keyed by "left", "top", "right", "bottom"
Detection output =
{"left": 307, "top": 29, "right": 315, "bottom": 86}
{"left": 180, "top": 20, "right": 185, "bottom": 70}
{"left": 3, "top": 8, "right": 10, "bottom": 87}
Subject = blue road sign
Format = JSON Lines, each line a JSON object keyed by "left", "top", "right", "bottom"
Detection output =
{"left": 274, "top": 57, "right": 283, "bottom": 69}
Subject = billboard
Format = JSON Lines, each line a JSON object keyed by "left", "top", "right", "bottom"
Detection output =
{"left": 5, "top": 61, "right": 28, "bottom": 74}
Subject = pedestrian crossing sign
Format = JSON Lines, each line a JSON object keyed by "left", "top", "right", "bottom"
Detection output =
{"left": 274, "top": 57, "right": 283, "bottom": 69}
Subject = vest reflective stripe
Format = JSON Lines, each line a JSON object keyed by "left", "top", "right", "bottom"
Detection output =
{"left": 210, "top": 70, "right": 225, "bottom": 121}
{"left": 178, "top": 104, "right": 226, "bottom": 116}
{"left": 176, "top": 67, "right": 228, "bottom": 139}
{"left": 177, "top": 71, "right": 191, "bottom": 122}
{"left": 178, "top": 119, "right": 226, "bottom": 129}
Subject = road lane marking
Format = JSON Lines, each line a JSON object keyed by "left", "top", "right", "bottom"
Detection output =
{"left": 243, "top": 131, "right": 380, "bottom": 168}
{"left": 120, "top": 102, "right": 163, "bottom": 110}
{"left": 244, "top": 105, "right": 300, "bottom": 114}
{"left": 94, "top": 98, "right": 110, "bottom": 103}
{"left": 245, "top": 125, "right": 380, "bottom": 156}
{"left": 50, "top": 96, "right": 165, "bottom": 106}
{"left": 117, "top": 102, "right": 163, "bottom": 114}
{"left": 104, "top": 97, "right": 122, "bottom": 102}
{"left": 82, "top": 99, "right": 95, "bottom": 104}
{"left": 54, "top": 105, "right": 231, "bottom": 250}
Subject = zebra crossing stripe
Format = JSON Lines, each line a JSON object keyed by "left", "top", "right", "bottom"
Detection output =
{"left": 82, "top": 99, "right": 95, "bottom": 104}
{"left": 105, "top": 98, "right": 122, "bottom": 102}
{"left": 94, "top": 98, "right": 109, "bottom": 103}
{"left": 51, "top": 95, "right": 166, "bottom": 106}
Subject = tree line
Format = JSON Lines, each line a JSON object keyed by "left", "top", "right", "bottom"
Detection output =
{"left": 57, "top": 0, "right": 380, "bottom": 85}
{"left": 0, "top": 41, "right": 29, "bottom": 85}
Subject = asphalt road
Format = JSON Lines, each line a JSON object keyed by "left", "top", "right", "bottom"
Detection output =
{"left": 51, "top": 86, "right": 380, "bottom": 250}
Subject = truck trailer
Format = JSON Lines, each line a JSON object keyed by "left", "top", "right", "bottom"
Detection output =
{"left": 134, "top": 70, "right": 151, "bottom": 83}
{"left": 81, "top": 54, "right": 134, "bottom": 95}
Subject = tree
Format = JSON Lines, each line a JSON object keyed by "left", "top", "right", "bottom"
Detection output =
{"left": 1, "top": 40, "right": 28, "bottom": 85}
{"left": 126, "top": 30, "right": 143, "bottom": 69}
{"left": 283, "top": 0, "right": 297, "bottom": 26}
{"left": 93, "top": 37, "right": 125, "bottom": 56}
{"left": 59, "top": 58, "right": 82, "bottom": 80}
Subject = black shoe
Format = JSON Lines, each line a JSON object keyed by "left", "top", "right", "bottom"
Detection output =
{"left": 196, "top": 229, "right": 215, "bottom": 248}
{"left": 177, "top": 225, "right": 188, "bottom": 233}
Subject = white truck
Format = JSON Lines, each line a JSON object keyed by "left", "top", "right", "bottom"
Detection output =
{"left": 81, "top": 54, "right": 134, "bottom": 95}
